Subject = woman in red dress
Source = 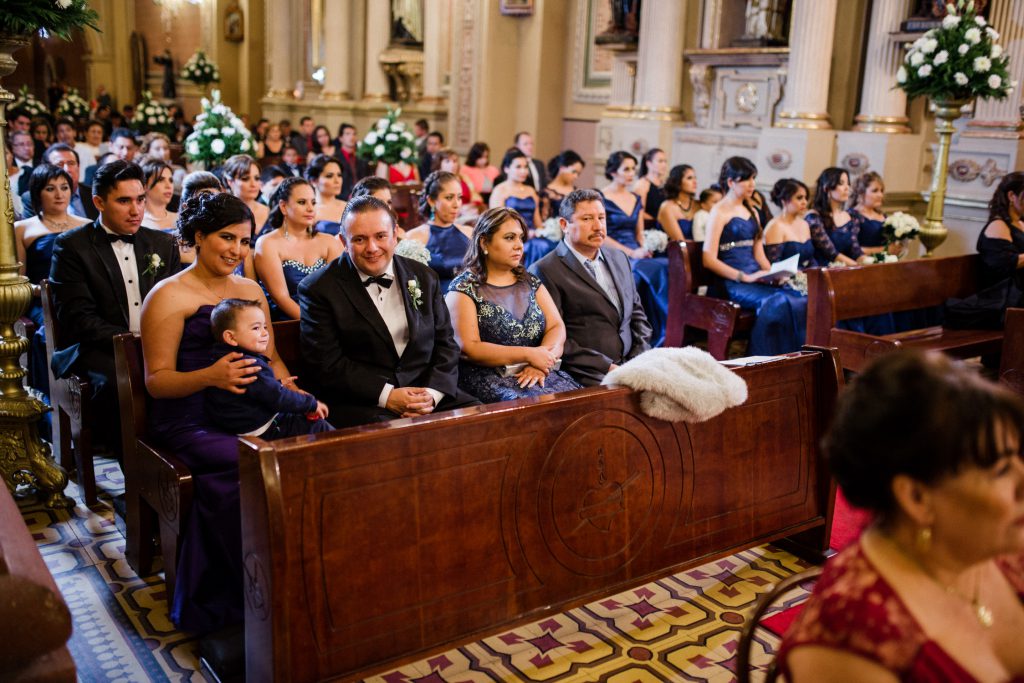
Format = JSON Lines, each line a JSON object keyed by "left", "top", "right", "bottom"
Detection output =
{"left": 779, "top": 351, "right": 1024, "bottom": 682}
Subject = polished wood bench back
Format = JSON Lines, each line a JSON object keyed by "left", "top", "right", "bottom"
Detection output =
{"left": 239, "top": 349, "right": 842, "bottom": 682}
{"left": 999, "top": 307, "right": 1024, "bottom": 395}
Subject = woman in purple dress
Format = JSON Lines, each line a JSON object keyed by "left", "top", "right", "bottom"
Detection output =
{"left": 141, "top": 193, "right": 305, "bottom": 634}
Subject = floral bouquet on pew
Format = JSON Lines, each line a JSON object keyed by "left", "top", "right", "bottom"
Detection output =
{"left": 395, "top": 238, "right": 431, "bottom": 265}
{"left": 357, "top": 108, "right": 418, "bottom": 166}
{"left": 180, "top": 50, "right": 220, "bottom": 86}
{"left": 881, "top": 211, "right": 920, "bottom": 260}
{"left": 643, "top": 229, "right": 668, "bottom": 255}
{"left": 11, "top": 85, "right": 48, "bottom": 118}
{"left": 55, "top": 87, "right": 90, "bottom": 120}
{"left": 872, "top": 253, "right": 900, "bottom": 264}
{"left": 130, "top": 90, "right": 174, "bottom": 136}
{"left": 184, "top": 89, "right": 254, "bottom": 168}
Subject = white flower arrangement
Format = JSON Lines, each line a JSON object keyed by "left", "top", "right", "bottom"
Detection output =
{"left": 357, "top": 108, "right": 419, "bottom": 166}
{"left": 788, "top": 271, "right": 809, "bottom": 296}
{"left": 55, "top": 87, "right": 90, "bottom": 119}
{"left": 538, "top": 217, "right": 563, "bottom": 242}
{"left": 642, "top": 229, "right": 669, "bottom": 255}
{"left": 130, "top": 90, "right": 173, "bottom": 135}
{"left": 395, "top": 238, "right": 431, "bottom": 265}
{"left": 12, "top": 85, "right": 48, "bottom": 118}
{"left": 183, "top": 89, "right": 254, "bottom": 167}
{"left": 142, "top": 253, "right": 164, "bottom": 276}
{"left": 872, "top": 253, "right": 900, "bottom": 264}
{"left": 882, "top": 211, "right": 921, "bottom": 244}
{"left": 407, "top": 277, "right": 423, "bottom": 310}
{"left": 898, "top": 0, "right": 1014, "bottom": 101}
{"left": 180, "top": 50, "right": 220, "bottom": 86}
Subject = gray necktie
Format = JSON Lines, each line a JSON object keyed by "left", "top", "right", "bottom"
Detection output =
{"left": 583, "top": 258, "right": 598, "bottom": 279}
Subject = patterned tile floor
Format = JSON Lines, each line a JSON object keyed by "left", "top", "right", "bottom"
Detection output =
{"left": 19, "top": 458, "right": 814, "bottom": 682}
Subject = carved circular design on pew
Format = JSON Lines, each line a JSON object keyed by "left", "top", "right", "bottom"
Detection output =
{"left": 158, "top": 469, "right": 178, "bottom": 521}
{"left": 243, "top": 552, "right": 270, "bottom": 620}
{"left": 529, "top": 410, "right": 664, "bottom": 578}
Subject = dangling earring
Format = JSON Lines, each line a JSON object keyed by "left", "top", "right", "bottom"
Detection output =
{"left": 916, "top": 526, "right": 932, "bottom": 553}
{"left": 483, "top": 249, "right": 489, "bottom": 256}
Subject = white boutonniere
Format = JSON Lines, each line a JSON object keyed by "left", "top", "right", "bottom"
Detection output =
{"left": 142, "top": 253, "right": 164, "bottom": 276}
{"left": 407, "top": 278, "right": 423, "bottom": 310}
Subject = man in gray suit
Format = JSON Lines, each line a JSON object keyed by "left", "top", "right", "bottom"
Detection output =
{"left": 530, "top": 189, "right": 652, "bottom": 386}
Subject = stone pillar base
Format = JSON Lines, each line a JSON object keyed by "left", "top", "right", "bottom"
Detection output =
{"left": 774, "top": 110, "right": 832, "bottom": 130}
{"left": 852, "top": 114, "right": 911, "bottom": 134}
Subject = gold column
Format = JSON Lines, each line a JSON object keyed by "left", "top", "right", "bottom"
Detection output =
{"left": 0, "top": 34, "right": 71, "bottom": 509}
{"left": 920, "top": 98, "right": 972, "bottom": 256}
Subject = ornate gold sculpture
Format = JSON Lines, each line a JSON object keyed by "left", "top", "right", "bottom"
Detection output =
{"left": 0, "top": 33, "right": 71, "bottom": 509}
{"left": 919, "top": 97, "right": 972, "bottom": 257}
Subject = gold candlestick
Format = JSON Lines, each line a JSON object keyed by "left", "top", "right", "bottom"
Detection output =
{"left": 919, "top": 97, "right": 973, "bottom": 257}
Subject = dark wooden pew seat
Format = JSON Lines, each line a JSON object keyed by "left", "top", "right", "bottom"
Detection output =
{"left": 239, "top": 349, "right": 841, "bottom": 682}
{"left": 999, "top": 307, "right": 1024, "bottom": 395}
{"left": 665, "top": 240, "right": 754, "bottom": 359}
{"left": 806, "top": 255, "right": 1003, "bottom": 373}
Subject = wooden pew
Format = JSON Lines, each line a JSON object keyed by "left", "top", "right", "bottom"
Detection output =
{"left": 113, "top": 320, "right": 305, "bottom": 604}
{"left": 999, "top": 307, "right": 1024, "bottom": 395}
{"left": 806, "top": 256, "right": 1003, "bottom": 373}
{"left": 239, "top": 349, "right": 842, "bottom": 682}
{"left": 665, "top": 240, "right": 754, "bottom": 359}
{"left": 0, "top": 484, "right": 75, "bottom": 681}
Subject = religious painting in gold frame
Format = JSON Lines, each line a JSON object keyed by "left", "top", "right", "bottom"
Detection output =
{"left": 500, "top": 0, "right": 534, "bottom": 17}
{"left": 225, "top": 3, "right": 244, "bottom": 42}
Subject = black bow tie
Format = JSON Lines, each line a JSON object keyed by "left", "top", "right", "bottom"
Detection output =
{"left": 107, "top": 232, "right": 136, "bottom": 244}
{"left": 363, "top": 274, "right": 393, "bottom": 289}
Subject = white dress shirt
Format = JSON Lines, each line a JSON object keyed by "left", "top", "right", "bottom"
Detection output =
{"left": 359, "top": 259, "right": 444, "bottom": 410}
{"left": 99, "top": 222, "right": 144, "bottom": 334}
{"left": 565, "top": 241, "right": 622, "bottom": 316}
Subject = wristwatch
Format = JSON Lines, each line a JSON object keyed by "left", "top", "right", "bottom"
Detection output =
{"left": 734, "top": 271, "right": 743, "bottom": 282}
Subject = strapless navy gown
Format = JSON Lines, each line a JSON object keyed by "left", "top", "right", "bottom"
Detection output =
{"left": 451, "top": 271, "right": 581, "bottom": 402}
{"left": 508, "top": 195, "right": 555, "bottom": 268}
{"left": 677, "top": 218, "right": 694, "bottom": 240}
{"left": 603, "top": 192, "right": 669, "bottom": 347}
{"left": 425, "top": 224, "right": 470, "bottom": 294}
{"left": 717, "top": 217, "right": 806, "bottom": 356}
{"left": 765, "top": 239, "right": 820, "bottom": 270}
{"left": 266, "top": 258, "right": 327, "bottom": 321}
{"left": 851, "top": 210, "right": 885, "bottom": 248}
{"left": 148, "top": 305, "right": 245, "bottom": 633}
{"left": 314, "top": 219, "right": 341, "bottom": 237}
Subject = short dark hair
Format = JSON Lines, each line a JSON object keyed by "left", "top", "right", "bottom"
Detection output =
{"left": 462, "top": 207, "right": 529, "bottom": 282}
{"left": 825, "top": 351, "right": 1024, "bottom": 524}
{"left": 180, "top": 171, "right": 224, "bottom": 210}
{"left": 559, "top": 188, "right": 604, "bottom": 221}
{"left": 55, "top": 118, "right": 77, "bottom": 133}
{"left": 414, "top": 118, "right": 429, "bottom": 130}
{"left": 109, "top": 127, "right": 137, "bottom": 146}
{"left": 211, "top": 298, "right": 263, "bottom": 342}
{"left": 698, "top": 185, "right": 723, "bottom": 204}
{"left": 9, "top": 108, "right": 30, "bottom": 122}
{"left": 28, "top": 163, "right": 74, "bottom": 218}
{"left": 350, "top": 176, "right": 392, "bottom": 201}
{"left": 547, "top": 150, "right": 584, "bottom": 181}
{"left": 92, "top": 159, "right": 145, "bottom": 199}
{"left": 427, "top": 131, "right": 444, "bottom": 144}
{"left": 337, "top": 122, "right": 356, "bottom": 137}
{"left": 299, "top": 116, "right": 313, "bottom": 125}
{"left": 514, "top": 131, "right": 531, "bottom": 145}
{"left": 44, "top": 142, "right": 80, "bottom": 166}
{"left": 604, "top": 150, "right": 637, "bottom": 181}
{"left": 176, "top": 192, "right": 255, "bottom": 247}
{"left": 339, "top": 195, "right": 396, "bottom": 239}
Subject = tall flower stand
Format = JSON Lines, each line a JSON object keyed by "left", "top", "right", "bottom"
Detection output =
{"left": 0, "top": 33, "right": 72, "bottom": 509}
{"left": 919, "top": 97, "right": 972, "bottom": 257}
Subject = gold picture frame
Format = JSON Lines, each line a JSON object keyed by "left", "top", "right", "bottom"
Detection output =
{"left": 225, "top": 3, "right": 244, "bottom": 42}
{"left": 500, "top": 0, "right": 534, "bottom": 17}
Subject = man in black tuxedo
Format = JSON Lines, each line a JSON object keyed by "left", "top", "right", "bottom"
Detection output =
{"left": 530, "top": 189, "right": 651, "bottom": 386}
{"left": 337, "top": 123, "right": 370, "bottom": 200}
{"left": 49, "top": 160, "right": 181, "bottom": 456}
{"left": 20, "top": 143, "right": 98, "bottom": 221}
{"left": 298, "top": 196, "right": 478, "bottom": 427}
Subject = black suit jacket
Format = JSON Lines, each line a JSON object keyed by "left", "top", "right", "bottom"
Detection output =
{"left": 530, "top": 241, "right": 651, "bottom": 386}
{"left": 527, "top": 157, "right": 548, "bottom": 193}
{"left": 21, "top": 183, "right": 99, "bottom": 221}
{"left": 338, "top": 152, "right": 371, "bottom": 201}
{"left": 48, "top": 221, "right": 181, "bottom": 378}
{"left": 298, "top": 253, "right": 461, "bottom": 412}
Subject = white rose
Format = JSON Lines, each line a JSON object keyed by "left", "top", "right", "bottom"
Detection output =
{"left": 974, "top": 55, "right": 991, "bottom": 72}
{"left": 221, "top": 126, "right": 234, "bottom": 136}
{"left": 897, "top": 66, "right": 908, "bottom": 83}
{"left": 204, "top": 127, "right": 217, "bottom": 136}
{"left": 958, "top": 43, "right": 970, "bottom": 55}
{"left": 945, "top": 2, "right": 956, "bottom": 13}
{"left": 213, "top": 104, "right": 227, "bottom": 116}
{"left": 954, "top": 71, "right": 969, "bottom": 85}
{"left": 933, "top": 50, "right": 949, "bottom": 66}
{"left": 921, "top": 38, "right": 938, "bottom": 54}
{"left": 148, "top": 116, "right": 156, "bottom": 124}
{"left": 376, "top": 118, "right": 388, "bottom": 131}
{"left": 918, "top": 64, "right": 933, "bottom": 77}
{"left": 374, "top": 144, "right": 385, "bottom": 156}
{"left": 965, "top": 27, "right": 982, "bottom": 44}
{"left": 240, "top": 138, "right": 251, "bottom": 152}
{"left": 910, "top": 51, "right": 925, "bottom": 66}
{"left": 942, "top": 14, "right": 960, "bottom": 28}
{"left": 394, "top": 122, "right": 406, "bottom": 131}
{"left": 187, "top": 141, "right": 200, "bottom": 156}
{"left": 201, "top": 98, "right": 210, "bottom": 109}
{"left": 987, "top": 27, "right": 1000, "bottom": 40}
{"left": 991, "top": 44, "right": 1003, "bottom": 58}
{"left": 56, "top": 0, "right": 73, "bottom": 8}
{"left": 974, "top": 15, "right": 986, "bottom": 26}
{"left": 402, "top": 131, "right": 413, "bottom": 140}
{"left": 385, "top": 133, "right": 398, "bottom": 142}
{"left": 400, "top": 147, "right": 411, "bottom": 159}
{"left": 365, "top": 132, "right": 378, "bottom": 145}
{"left": 988, "top": 74, "right": 1002, "bottom": 89}
{"left": 211, "top": 139, "right": 226, "bottom": 154}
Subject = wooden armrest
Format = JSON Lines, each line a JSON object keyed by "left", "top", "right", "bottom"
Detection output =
{"left": 135, "top": 441, "right": 194, "bottom": 526}
{"left": 828, "top": 328, "right": 902, "bottom": 373}
{"left": 680, "top": 293, "right": 745, "bottom": 336}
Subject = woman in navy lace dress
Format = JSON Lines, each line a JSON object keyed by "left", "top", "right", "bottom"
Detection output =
{"left": 404, "top": 171, "right": 473, "bottom": 293}
{"left": 807, "top": 167, "right": 869, "bottom": 266}
{"left": 306, "top": 154, "right": 346, "bottom": 236}
{"left": 490, "top": 148, "right": 545, "bottom": 266}
{"left": 254, "top": 177, "right": 341, "bottom": 320}
{"left": 848, "top": 171, "right": 895, "bottom": 256}
{"left": 446, "top": 207, "right": 581, "bottom": 403}
{"left": 656, "top": 164, "right": 699, "bottom": 241}
{"left": 702, "top": 157, "right": 806, "bottom": 356}
{"left": 763, "top": 178, "right": 820, "bottom": 270}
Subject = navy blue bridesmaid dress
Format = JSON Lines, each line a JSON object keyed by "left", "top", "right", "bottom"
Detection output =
{"left": 265, "top": 258, "right": 327, "bottom": 320}
{"left": 425, "top": 224, "right": 471, "bottom": 293}
{"left": 677, "top": 217, "right": 694, "bottom": 240}
{"left": 508, "top": 195, "right": 556, "bottom": 268}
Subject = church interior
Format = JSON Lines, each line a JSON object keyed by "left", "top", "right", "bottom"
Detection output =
{"left": 2, "top": 0, "right": 1024, "bottom": 681}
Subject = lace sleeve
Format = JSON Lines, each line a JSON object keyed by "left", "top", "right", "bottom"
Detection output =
{"left": 847, "top": 213, "right": 865, "bottom": 259}
{"left": 807, "top": 212, "right": 838, "bottom": 263}
{"left": 450, "top": 270, "right": 481, "bottom": 303}
{"left": 764, "top": 241, "right": 783, "bottom": 264}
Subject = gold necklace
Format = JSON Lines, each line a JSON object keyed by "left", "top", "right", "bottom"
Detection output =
{"left": 195, "top": 273, "right": 230, "bottom": 301}
{"left": 42, "top": 215, "right": 74, "bottom": 232}
{"left": 891, "top": 535, "right": 994, "bottom": 628}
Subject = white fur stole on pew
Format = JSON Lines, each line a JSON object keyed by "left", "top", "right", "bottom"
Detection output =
{"left": 601, "top": 347, "right": 748, "bottom": 423}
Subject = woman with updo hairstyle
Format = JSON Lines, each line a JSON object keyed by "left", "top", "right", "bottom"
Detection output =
{"left": 544, "top": 150, "right": 585, "bottom": 221}
{"left": 779, "top": 350, "right": 1024, "bottom": 682}
{"left": 445, "top": 207, "right": 581, "bottom": 403}
{"left": 977, "top": 171, "right": 1024, "bottom": 290}
{"left": 254, "top": 177, "right": 341, "bottom": 320}
{"left": 807, "top": 167, "right": 868, "bottom": 266}
{"left": 702, "top": 156, "right": 806, "bottom": 355}
{"left": 404, "top": 171, "right": 472, "bottom": 293}
{"left": 763, "top": 177, "right": 818, "bottom": 269}
{"left": 305, "top": 153, "right": 347, "bottom": 236}
{"left": 848, "top": 171, "right": 892, "bottom": 255}
{"left": 633, "top": 148, "right": 668, "bottom": 229}
{"left": 142, "top": 192, "right": 308, "bottom": 634}
{"left": 140, "top": 156, "right": 178, "bottom": 231}
{"left": 221, "top": 153, "right": 269, "bottom": 233}
{"left": 489, "top": 148, "right": 542, "bottom": 234}
{"left": 656, "top": 164, "right": 699, "bottom": 240}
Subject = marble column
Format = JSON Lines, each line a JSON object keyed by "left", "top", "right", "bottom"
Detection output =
{"left": 853, "top": 0, "right": 912, "bottom": 133}
{"left": 776, "top": 0, "right": 837, "bottom": 129}
{"left": 419, "top": 0, "right": 445, "bottom": 104}
{"left": 320, "top": 0, "right": 351, "bottom": 100}
{"left": 363, "top": 0, "right": 391, "bottom": 102}
{"left": 265, "top": 0, "right": 293, "bottom": 98}
{"left": 633, "top": 0, "right": 685, "bottom": 119}
{"left": 968, "top": 0, "right": 1024, "bottom": 132}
